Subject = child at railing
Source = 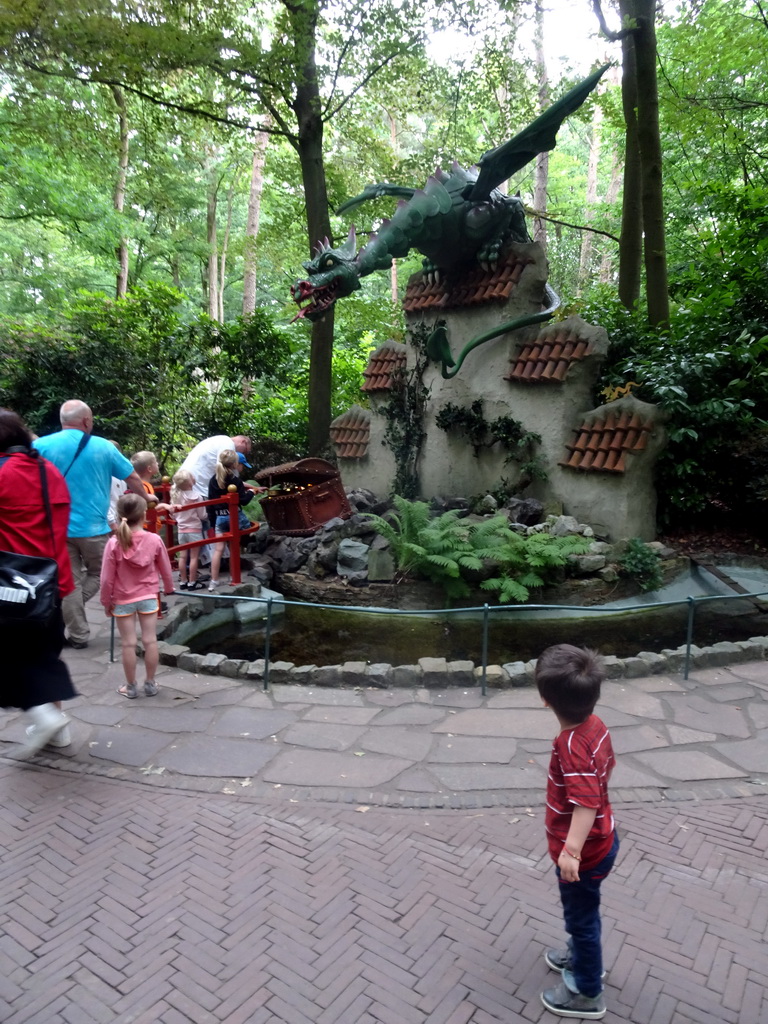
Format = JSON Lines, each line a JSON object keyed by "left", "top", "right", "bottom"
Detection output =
{"left": 130, "top": 450, "right": 171, "bottom": 519}
{"left": 170, "top": 468, "right": 207, "bottom": 590}
{"left": 207, "top": 448, "right": 254, "bottom": 591}
{"left": 100, "top": 493, "right": 174, "bottom": 699}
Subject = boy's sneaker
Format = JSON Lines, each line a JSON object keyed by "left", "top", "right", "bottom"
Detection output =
{"left": 178, "top": 581, "right": 189, "bottom": 590}
{"left": 545, "top": 948, "right": 572, "bottom": 973}
{"left": 207, "top": 580, "right": 218, "bottom": 592}
{"left": 545, "top": 949, "right": 606, "bottom": 979}
{"left": 144, "top": 681, "right": 159, "bottom": 697}
{"left": 541, "top": 981, "right": 606, "bottom": 1019}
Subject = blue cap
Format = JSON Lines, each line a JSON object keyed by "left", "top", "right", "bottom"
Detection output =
{"left": 237, "top": 452, "right": 252, "bottom": 469}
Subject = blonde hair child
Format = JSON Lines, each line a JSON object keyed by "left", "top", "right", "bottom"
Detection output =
{"left": 215, "top": 448, "right": 240, "bottom": 488}
{"left": 100, "top": 493, "right": 174, "bottom": 699}
{"left": 171, "top": 468, "right": 206, "bottom": 590}
{"left": 207, "top": 448, "right": 253, "bottom": 591}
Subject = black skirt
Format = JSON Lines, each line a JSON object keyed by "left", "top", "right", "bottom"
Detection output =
{"left": 0, "top": 605, "right": 79, "bottom": 711}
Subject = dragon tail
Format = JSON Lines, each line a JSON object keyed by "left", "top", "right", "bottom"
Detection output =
{"left": 429, "top": 284, "right": 561, "bottom": 379}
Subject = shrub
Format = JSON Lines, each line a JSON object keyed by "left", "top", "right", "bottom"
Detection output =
{"left": 618, "top": 539, "right": 663, "bottom": 592}
{"left": 573, "top": 291, "right": 768, "bottom": 526}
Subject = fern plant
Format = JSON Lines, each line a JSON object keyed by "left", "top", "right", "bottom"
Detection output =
{"left": 411, "top": 511, "right": 480, "bottom": 599}
{"left": 477, "top": 528, "right": 591, "bottom": 603}
{"left": 363, "top": 495, "right": 433, "bottom": 581}
{"left": 365, "top": 500, "right": 591, "bottom": 603}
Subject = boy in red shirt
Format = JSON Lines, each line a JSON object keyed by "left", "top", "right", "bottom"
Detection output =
{"left": 536, "top": 644, "right": 618, "bottom": 1020}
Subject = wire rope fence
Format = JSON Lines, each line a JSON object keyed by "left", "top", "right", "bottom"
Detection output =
{"left": 112, "top": 587, "right": 768, "bottom": 695}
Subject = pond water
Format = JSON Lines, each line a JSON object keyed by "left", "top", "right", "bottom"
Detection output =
{"left": 190, "top": 564, "right": 768, "bottom": 666}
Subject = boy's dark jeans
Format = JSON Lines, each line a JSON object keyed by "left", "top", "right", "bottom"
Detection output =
{"left": 556, "top": 831, "right": 619, "bottom": 997}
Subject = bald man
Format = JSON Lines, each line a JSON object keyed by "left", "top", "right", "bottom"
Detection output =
{"left": 179, "top": 433, "right": 252, "bottom": 492}
{"left": 178, "top": 433, "right": 252, "bottom": 566}
{"left": 34, "top": 400, "right": 148, "bottom": 648}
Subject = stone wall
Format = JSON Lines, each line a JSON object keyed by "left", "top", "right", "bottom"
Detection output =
{"left": 333, "top": 242, "right": 666, "bottom": 540}
{"left": 156, "top": 631, "right": 768, "bottom": 689}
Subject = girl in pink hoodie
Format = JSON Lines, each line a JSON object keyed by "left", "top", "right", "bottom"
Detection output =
{"left": 100, "top": 493, "right": 174, "bottom": 698}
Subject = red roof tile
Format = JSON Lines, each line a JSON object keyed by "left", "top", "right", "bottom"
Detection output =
{"left": 560, "top": 405, "right": 655, "bottom": 475}
{"left": 329, "top": 406, "right": 371, "bottom": 459}
{"left": 403, "top": 249, "right": 534, "bottom": 312}
{"left": 361, "top": 340, "right": 407, "bottom": 392}
{"left": 506, "top": 326, "right": 594, "bottom": 384}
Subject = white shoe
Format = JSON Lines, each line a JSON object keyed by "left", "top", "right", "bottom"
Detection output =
{"left": 207, "top": 580, "right": 219, "bottom": 592}
{"left": 20, "top": 705, "right": 69, "bottom": 758}
{"left": 28, "top": 722, "right": 71, "bottom": 748}
{"left": 48, "top": 723, "right": 71, "bottom": 747}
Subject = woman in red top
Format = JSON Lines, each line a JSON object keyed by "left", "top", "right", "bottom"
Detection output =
{"left": 0, "top": 409, "right": 78, "bottom": 756}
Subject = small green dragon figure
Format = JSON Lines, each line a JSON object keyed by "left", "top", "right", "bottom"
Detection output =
{"left": 291, "top": 64, "right": 608, "bottom": 328}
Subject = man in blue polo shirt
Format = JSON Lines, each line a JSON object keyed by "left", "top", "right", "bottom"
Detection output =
{"left": 35, "top": 400, "right": 148, "bottom": 649}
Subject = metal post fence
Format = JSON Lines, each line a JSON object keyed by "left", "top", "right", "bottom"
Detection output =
{"left": 480, "top": 603, "right": 490, "bottom": 696}
{"left": 684, "top": 596, "right": 697, "bottom": 680}
{"left": 263, "top": 598, "right": 273, "bottom": 692}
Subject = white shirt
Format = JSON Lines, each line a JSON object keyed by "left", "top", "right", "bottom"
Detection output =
{"left": 107, "top": 477, "right": 129, "bottom": 528}
{"left": 179, "top": 435, "right": 234, "bottom": 492}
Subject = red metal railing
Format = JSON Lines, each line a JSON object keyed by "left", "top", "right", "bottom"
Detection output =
{"left": 146, "top": 484, "right": 259, "bottom": 586}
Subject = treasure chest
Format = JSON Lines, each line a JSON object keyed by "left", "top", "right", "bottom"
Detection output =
{"left": 254, "top": 458, "right": 352, "bottom": 536}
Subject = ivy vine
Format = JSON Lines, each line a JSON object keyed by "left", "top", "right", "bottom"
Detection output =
{"left": 380, "top": 323, "right": 432, "bottom": 498}
{"left": 435, "top": 399, "right": 547, "bottom": 488}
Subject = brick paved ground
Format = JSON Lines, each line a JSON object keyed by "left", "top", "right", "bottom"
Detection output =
{"left": 1, "top": 761, "right": 766, "bottom": 1024}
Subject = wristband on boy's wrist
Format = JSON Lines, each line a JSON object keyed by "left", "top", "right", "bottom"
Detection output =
{"left": 562, "top": 845, "right": 581, "bottom": 860}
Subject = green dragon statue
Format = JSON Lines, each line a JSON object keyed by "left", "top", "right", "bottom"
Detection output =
{"left": 291, "top": 64, "right": 609, "bottom": 374}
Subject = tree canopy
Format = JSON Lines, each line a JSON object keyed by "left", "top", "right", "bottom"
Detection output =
{"left": 1, "top": 0, "right": 767, "bottom": 524}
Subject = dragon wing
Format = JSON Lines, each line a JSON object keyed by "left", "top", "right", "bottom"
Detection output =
{"left": 337, "top": 184, "right": 419, "bottom": 217}
{"left": 469, "top": 63, "right": 611, "bottom": 203}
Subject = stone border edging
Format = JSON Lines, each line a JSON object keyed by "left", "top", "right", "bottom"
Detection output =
{"left": 157, "top": 634, "right": 768, "bottom": 687}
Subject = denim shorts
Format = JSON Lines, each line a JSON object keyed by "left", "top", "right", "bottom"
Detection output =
{"left": 215, "top": 511, "right": 250, "bottom": 533}
{"left": 112, "top": 597, "right": 159, "bottom": 616}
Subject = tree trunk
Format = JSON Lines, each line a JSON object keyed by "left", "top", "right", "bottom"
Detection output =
{"left": 218, "top": 175, "right": 236, "bottom": 322}
{"left": 389, "top": 112, "right": 398, "bottom": 302}
{"left": 632, "top": 0, "right": 669, "bottom": 325}
{"left": 289, "top": 0, "right": 334, "bottom": 456}
{"left": 206, "top": 163, "right": 219, "bottom": 322}
{"left": 599, "top": 150, "right": 623, "bottom": 283}
{"left": 578, "top": 98, "right": 602, "bottom": 292}
{"left": 617, "top": 9, "right": 643, "bottom": 311}
{"left": 532, "top": 1, "right": 548, "bottom": 249}
{"left": 110, "top": 85, "right": 129, "bottom": 299}
{"left": 242, "top": 127, "right": 271, "bottom": 316}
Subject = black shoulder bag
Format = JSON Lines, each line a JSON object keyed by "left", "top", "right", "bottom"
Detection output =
{"left": 62, "top": 430, "right": 91, "bottom": 478}
{"left": 0, "top": 450, "right": 60, "bottom": 628}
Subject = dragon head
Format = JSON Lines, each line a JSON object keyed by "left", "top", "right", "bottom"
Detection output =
{"left": 290, "top": 226, "right": 361, "bottom": 322}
